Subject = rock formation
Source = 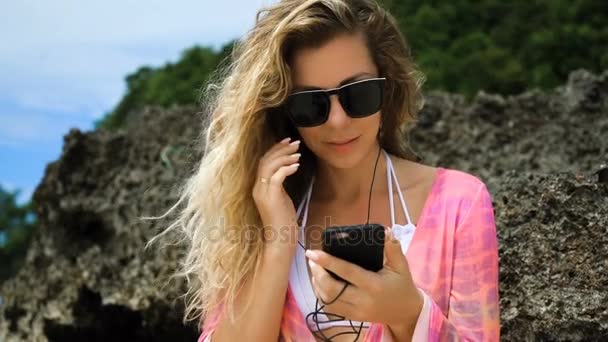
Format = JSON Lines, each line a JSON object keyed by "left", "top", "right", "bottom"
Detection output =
{"left": 1, "top": 69, "right": 606, "bottom": 341}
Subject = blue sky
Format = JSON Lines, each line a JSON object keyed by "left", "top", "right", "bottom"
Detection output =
{"left": 0, "top": 0, "right": 277, "bottom": 204}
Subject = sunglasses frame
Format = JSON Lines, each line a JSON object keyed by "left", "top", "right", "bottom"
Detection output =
{"left": 285, "top": 77, "right": 387, "bottom": 127}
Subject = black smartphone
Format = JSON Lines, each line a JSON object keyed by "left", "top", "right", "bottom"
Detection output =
{"left": 321, "top": 223, "right": 385, "bottom": 283}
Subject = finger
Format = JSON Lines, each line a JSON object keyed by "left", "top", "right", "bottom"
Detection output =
{"left": 257, "top": 140, "right": 301, "bottom": 180}
{"left": 258, "top": 152, "right": 301, "bottom": 181}
{"left": 310, "top": 279, "right": 356, "bottom": 317}
{"left": 264, "top": 139, "right": 301, "bottom": 162}
{"left": 309, "top": 259, "right": 357, "bottom": 306}
{"left": 310, "top": 275, "right": 361, "bottom": 321}
{"left": 305, "top": 249, "right": 377, "bottom": 289}
{"left": 266, "top": 137, "right": 292, "bottom": 155}
{"left": 383, "top": 227, "right": 409, "bottom": 273}
{"left": 268, "top": 163, "right": 300, "bottom": 187}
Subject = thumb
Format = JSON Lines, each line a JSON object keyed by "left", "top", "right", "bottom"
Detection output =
{"left": 383, "top": 227, "right": 409, "bottom": 273}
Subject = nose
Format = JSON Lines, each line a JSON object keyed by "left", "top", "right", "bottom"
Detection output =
{"left": 324, "top": 94, "right": 351, "bottom": 128}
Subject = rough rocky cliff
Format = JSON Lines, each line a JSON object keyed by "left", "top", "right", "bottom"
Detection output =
{"left": 1, "top": 69, "right": 607, "bottom": 341}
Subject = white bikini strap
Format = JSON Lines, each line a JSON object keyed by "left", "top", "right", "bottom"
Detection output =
{"left": 384, "top": 150, "right": 396, "bottom": 226}
{"left": 301, "top": 177, "right": 315, "bottom": 228}
{"left": 384, "top": 150, "right": 414, "bottom": 225}
{"left": 295, "top": 178, "right": 314, "bottom": 244}
{"left": 296, "top": 186, "right": 308, "bottom": 218}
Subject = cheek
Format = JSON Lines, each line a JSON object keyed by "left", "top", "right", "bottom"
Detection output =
{"left": 368, "top": 112, "right": 382, "bottom": 130}
{"left": 296, "top": 127, "right": 322, "bottom": 150}
{"left": 358, "top": 112, "right": 382, "bottom": 138}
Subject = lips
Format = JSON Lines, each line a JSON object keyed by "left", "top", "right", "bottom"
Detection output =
{"left": 327, "top": 136, "right": 359, "bottom": 145}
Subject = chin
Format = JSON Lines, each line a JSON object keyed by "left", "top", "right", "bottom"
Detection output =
{"left": 315, "top": 136, "right": 374, "bottom": 169}
{"left": 320, "top": 153, "right": 362, "bottom": 169}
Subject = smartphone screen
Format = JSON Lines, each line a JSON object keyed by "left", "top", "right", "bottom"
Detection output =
{"left": 321, "top": 223, "right": 385, "bottom": 283}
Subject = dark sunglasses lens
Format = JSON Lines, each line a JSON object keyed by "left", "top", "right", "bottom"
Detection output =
{"left": 286, "top": 92, "right": 328, "bottom": 127}
{"left": 340, "top": 79, "right": 384, "bottom": 117}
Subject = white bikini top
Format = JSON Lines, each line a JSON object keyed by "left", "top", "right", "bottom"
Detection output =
{"left": 288, "top": 149, "right": 417, "bottom": 332}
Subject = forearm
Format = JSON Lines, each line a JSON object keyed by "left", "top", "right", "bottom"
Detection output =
{"left": 212, "top": 242, "right": 296, "bottom": 342}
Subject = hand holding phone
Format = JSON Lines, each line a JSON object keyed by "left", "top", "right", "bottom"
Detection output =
{"left": 321, "top": 223, "right": 385, "bottom": 283}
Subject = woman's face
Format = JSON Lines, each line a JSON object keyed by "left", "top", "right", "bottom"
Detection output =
{"left": 289, "top": 31, "right": 381, "bottom": 169}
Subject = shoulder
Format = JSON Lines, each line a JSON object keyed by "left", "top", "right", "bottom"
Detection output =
{"left": 390, "top": 156, "right": 438, "bottom": 192}
{"left": 437, "top": 167, "right": 494, "bottom": 227}
{"left": 392, "top": 156, "right": 492, "bottom": 220}
{"left": 438, "top": 167, "right": 488, "bottom": 195}
{"left": 392, "top": 156, "right": 486, "bottom": 194}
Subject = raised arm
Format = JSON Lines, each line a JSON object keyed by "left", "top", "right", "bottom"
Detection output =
{"left": 198, "top": 138, "right": 303, "bottom": 341}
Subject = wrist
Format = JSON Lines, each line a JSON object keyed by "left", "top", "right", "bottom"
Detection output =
{"left": 411, "top": 288, "right": 424, "bottom": 319}
{"left": 263, "top": 238, "right": 298, "bottom": 260}
{"left": 387, "top": 288, "right": 424, "bottom": 340}
{"left": 262, "top": 218, "right": 299, "bottom": 244}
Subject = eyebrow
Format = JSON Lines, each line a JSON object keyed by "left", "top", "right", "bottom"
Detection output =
{"left": 292, "top": 72, "right": 375, "bottom": 92}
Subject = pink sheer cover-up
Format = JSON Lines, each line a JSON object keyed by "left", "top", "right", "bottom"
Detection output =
{"left": 198, "top": 163, "right": 500, "bottom": 341}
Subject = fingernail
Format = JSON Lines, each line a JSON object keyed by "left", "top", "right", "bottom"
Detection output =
{"left": 280, "top": 137, "right": 291, "bottom": 144}
{"left": 290, "top": 163, "right": 300, "bottom": 168}
{"left": 305, "top": 249, "right": 319, "bottom": 261}
{"left": 390, "top": 229, "right": 398, "bottom": 242}
{"left": 291, "top": 153, "right": 301, "bottom": 158}
{"left": 308, "top": 259, "right": 315, "bottom": 269}
{"left": 385, "top": 227, "right": 394, "bottom": 241}
{"left": 289, "top": 140, "right": 301, "bottom": 145}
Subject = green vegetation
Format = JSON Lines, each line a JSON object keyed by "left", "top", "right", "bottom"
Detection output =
{"left": 0, "top": 186, "right": 36, "bottom": 283}
{"left": 381, "top": 0, "right": 607, "bottom": 96}
{"left": 96, "top": 1, "right": 607, "bottom": 131}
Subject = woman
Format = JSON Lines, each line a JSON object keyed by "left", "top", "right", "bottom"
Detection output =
{"left": 153, "top": 0, "right": 500, "bottom": 341}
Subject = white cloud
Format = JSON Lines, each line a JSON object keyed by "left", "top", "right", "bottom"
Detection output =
{"left": 0, "top": 0, "right": 278, "bottom": 142}
{"left": 0, "top": 0, "right": 279, "bottom": 52}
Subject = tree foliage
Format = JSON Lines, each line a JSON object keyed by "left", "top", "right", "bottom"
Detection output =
{"left": 95, "top": 1, "right": 606, "bottom": 129}
{"left": 381, "top": 0, "right": 607, "bottom": 95}
{"left": 0, "top": 186, "right": 36, "bottom": 283}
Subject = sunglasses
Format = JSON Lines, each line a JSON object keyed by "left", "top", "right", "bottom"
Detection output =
{"left": 284, "top": 77, "right": 386, "bottom": 127}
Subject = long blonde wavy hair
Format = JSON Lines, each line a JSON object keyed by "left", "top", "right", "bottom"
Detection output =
{"left": 146, "top": 0, "right": 426, "bottom": 330}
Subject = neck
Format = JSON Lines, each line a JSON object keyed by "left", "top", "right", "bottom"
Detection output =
{"left": 313, "top": 144, "right": 388, "bottom": 204}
